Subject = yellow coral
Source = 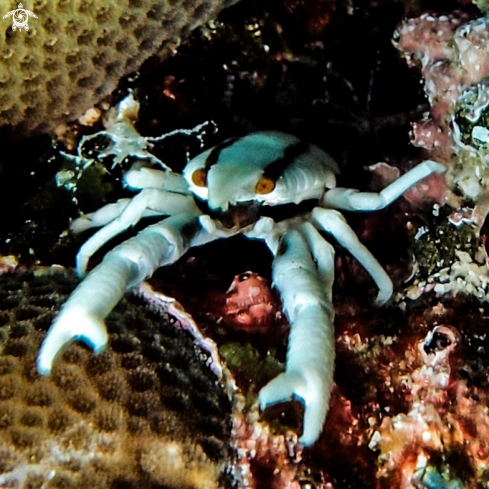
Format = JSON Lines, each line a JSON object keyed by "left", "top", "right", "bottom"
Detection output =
{"left": 0, "top": 0, "right": 237, "bottom": 138}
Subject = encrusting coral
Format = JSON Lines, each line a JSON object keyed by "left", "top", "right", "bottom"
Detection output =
{"left": 395, "top": 10, "right": 489, "bottom": 202}
{"left": 0, "top": 268, "right": 234, "bottom": 488}
{"left": 392, "top": 10, "right": 489, "bottom": 303}
{"left": 0, "top": 0, "right": 238, "bottom": 138}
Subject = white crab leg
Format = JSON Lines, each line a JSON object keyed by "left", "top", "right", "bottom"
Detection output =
{"left": 123, "top": 166, "right": 189, "bottom": 194}
{"left": 71, "top": 199, "right": 143, "bottom": 233}
{"left": 75, "top": 190, "right": 200, "bottom": 275}
{"left": 322, "top": 160, "right": 445, "bottom": 211}
{"left": 37, "top": 213, "right": 226, "bottom": 376}
{"left": 259, "top": 227, "right": 335, "bottom": 446}
{"left": 71, "top": 165, "right": 191, "bottom": 234}
{"left": 312, "top": 208, "right": 393, "bottom": 305}
{"left": 300, "top": 222, "right": 335, "bottom": 299}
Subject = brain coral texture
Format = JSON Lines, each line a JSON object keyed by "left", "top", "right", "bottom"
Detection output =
{"left": 0, "top": 0, "right": 237, "bottom": 138}
{"left": 0, "top": 270, "right": 233, "bottom": 488}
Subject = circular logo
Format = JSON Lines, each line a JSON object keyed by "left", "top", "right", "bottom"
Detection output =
{"left": 3, "top": 3, "right": 37, "bottom": 32}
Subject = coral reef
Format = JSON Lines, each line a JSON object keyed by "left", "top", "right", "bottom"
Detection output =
{"left": 0, "top": 0, "right": 238, "bottom": 138}
{"left": 0, "top": 269, "right": 233, "bottom": 488}
{"left": 241, "top": 296, "right": 489, "bottom": 488}
{"left": 393, "top": 10, "right": 489, "bottom": 305}
{"left": 5, "top": 0, "right": 489, "bottom": 486}
{"left": 366, "top": 299, "right": 489, "bottom": 488}
{"left": 395, "top": 10, "right": 489, "bottom": 202}
{"left": 218, "top": 291, "right": 489, "bottom": 488}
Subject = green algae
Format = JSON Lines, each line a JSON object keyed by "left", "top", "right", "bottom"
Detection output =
{"left": 410, "top": 208, "right": 479, "bottom": 281}
{"left": 219, "top": 341, "right": 283, "bottom": 407}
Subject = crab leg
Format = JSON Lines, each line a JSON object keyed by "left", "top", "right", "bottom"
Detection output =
{"left": 300, "top": 222, "right": 335, "bottom": 298}
{"left": 123, "top": 165, "right": 190, "bottom": 194}
{"left": 322, "top": 160, "right": 445, "bottom": 211}
{"left": 71, "top": 164, "right": 191, "bottom": 234}
{"left": 259, "top": 226, "right": 336, "bottom": 446}
{"left": 312, "top": 208, "right": 393, "bottom": 305}
{"left": 74, "top": 190, "right": 200, "bottom": 275}
{"left": 70, "top": 198, "right": 160, "bottom": 233}
{"left": 37, "top": 213, "right": 223, "bottom": 376}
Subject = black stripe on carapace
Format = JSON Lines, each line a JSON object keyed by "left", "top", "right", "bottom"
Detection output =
{"left": 195, "top": 196, "right": 318, "bottom": 229}
{"left": 261, "top": 199, "right": 317, "bottom": 222}
{"left": 262, "top": 141, "right": 310, "bottom": 181}
{"left": 204, "top": 136, "right": 241, "bottom": 170}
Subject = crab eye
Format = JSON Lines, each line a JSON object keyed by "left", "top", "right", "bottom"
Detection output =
{"left": 255, "top": 176, "right": 275, "bottom": 195}
{"left": 239, "top": 272, "right": 251, "bottom": 282}
{"left": 191, "top": 168, "right": 207, "bottom": 187}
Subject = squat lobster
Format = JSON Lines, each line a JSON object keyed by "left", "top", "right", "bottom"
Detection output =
{"left": 37, "top": 94, "right": 445, "bottom": 445}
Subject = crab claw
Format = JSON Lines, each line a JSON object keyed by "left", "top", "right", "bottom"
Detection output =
{"left": 37, "top": 309, "right": 108, "bottom": 375}
{"left": 259, "top": 368, "right": 329, "bottom": 446}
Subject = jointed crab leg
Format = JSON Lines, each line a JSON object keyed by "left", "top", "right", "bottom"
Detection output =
{"left": 70, "top": 198, "right": 163, "bottom": 233}
{"left": 71, "top": 165, "right": 193, "bottom": 234}
{"left": 123, "top": 166, "right": 190, "bottom": 195}
{"left": 322, "top": 160, "right": 445, "bottom": 211}
{"left": 300, "top": 222, "right": 335, "bottom": 298}
{"left": 312, "top": 208, "right": 393, "bottom": 305}
{"left": 74, "top": 190, "right": 200, "bottom": 275}
{"left": 259, "top": 227, "right": 336, "bottom": 446}
{"left": 37, "top": 212, "right": 223, "bottom": 376}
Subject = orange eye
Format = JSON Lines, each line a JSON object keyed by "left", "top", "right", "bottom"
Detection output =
{"left": 191, "top": 168, "right": 207, "bottom": 187}
{"left": 255, "top": 176, "right": 275, "bottom": 195}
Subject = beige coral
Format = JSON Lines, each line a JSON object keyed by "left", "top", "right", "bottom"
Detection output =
{"left": 0, "top": 0, "right": 238, "bottom": 138}
{"left": 0, "top": 269, "right": 233, "bottom": 487}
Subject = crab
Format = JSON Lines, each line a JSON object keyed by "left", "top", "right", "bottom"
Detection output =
{"left": 37, "top": 95, "right": 445, "bottom": 445}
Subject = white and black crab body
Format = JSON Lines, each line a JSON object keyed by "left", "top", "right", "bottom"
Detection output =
{"left": 37, "top": 96, "right": 445, "bottom": 445}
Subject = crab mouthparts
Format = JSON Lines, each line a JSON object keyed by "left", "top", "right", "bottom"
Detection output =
{"left": 203, "top": 201, "right": 262, "bottom": 229}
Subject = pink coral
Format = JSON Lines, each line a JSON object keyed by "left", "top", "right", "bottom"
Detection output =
{"left": 396, "top": 12, "right": 489, "bottom": 162}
